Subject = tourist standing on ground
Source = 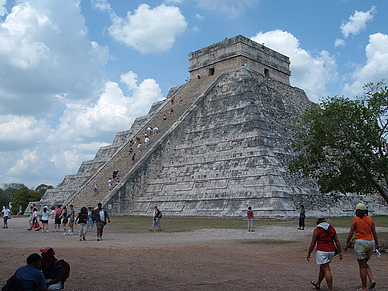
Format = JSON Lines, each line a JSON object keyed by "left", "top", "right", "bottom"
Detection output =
{"left": 50, "top": 203, "right": 56, "bottom": 219}
{"left": 327, "top": 203, "right": 331, "bottom": 221}
{"left": 40, "top": 247, "right": 63, "bottom": 290}
{"left": 61, "top": 206, "right": 69, "bottom": 236}
{"left": 345, "top": 203, "right": 379, "bottom": 291}
{"left": 32, "top": 207, "right": 41, "bottom": 231}
{"left": 298, "top": 205, "right": 305, "bottom": 230}
{"left": 87, "top": 207, "right": 96, "bottom": 236}
{"left": 92, "top": 203, "right": 110, "bottom": 241}
{"left": 68, "top": 205, "right": 75, "bottom": 235}
{"left": 76, "top": 206, "right": 89, "bottom": 241}
{"left": 307, "top": 217, "right": 342, "bottom": 291}
{"left": 149, "top": 205, "right": 162, "bottom": 231}
{"left": 54, "top": 205, "right": 62, "bottom": 232}
{"left": 41, "top": 206, "right": 50, "bottom": 232}
{"left": 27, "top": 206, "right": 34, "bottom": 230}
{"left": 247, "top": 206, "right": 254, "bottom": 232}
{"left": 14, "top": 253, "right": 47, "bottom": 291}
{"left": 18, "top": 204, "right": 22, "bottom": 218}
{"left": 2, "top": 205, "right": 12, "bottom": 228}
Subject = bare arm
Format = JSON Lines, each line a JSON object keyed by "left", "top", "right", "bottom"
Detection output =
{"left": 333, "top": 232, "right": 343, "bottom": 260}
{"left": 371, "top": 220, "right": 379, "bottom": 249}
{"left": 345, "top": 217, "right": 356, "bottom": 250}
{"left": 307, "top": 228, "right": 318, "bottom": 261}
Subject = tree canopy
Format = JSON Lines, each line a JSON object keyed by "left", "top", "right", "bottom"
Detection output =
{"left": 1, "top": 183, "right": 53, "bottom": 213}
{"left": 290, "top": 81, "right": 388, "bottom": 204}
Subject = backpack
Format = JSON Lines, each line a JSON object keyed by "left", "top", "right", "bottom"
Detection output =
{"left": 53, "top": 259, "right": 70, "bottom": 282}
{"left": 2, "top": 275, "right": 28, "bottom": 291}
{"left": 157, "top": 211, "right": 162, "bottom": 218}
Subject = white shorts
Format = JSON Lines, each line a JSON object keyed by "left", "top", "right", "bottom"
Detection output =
{"left": 316, "top": 250, "right": 335, "bottom": 265}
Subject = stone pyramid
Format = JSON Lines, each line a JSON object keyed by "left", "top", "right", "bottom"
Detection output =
{"left": 36, "top": 35, "right": 379, "bottom": 218}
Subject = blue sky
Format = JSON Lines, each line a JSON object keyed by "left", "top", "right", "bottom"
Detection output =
{"left": 0, "top": 0, "right": 387, "bottom": 188}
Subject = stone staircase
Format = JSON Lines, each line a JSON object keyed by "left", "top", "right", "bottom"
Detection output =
{"left": 63, "top": 73, "right": 224, "bottom": 211}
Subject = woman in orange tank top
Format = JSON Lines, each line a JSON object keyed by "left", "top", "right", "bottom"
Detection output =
{"left": 345, "top": 203, "right": 379, "bottom": 291}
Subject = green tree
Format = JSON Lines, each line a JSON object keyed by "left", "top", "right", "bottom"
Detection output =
{"left": 0, "top": 183, "right": 29, "bottom": 208}
{"left": 11, "top": 188, "right": 44, "bottom": 214}
{"left": 290, "top": 81, "right": 388, "bottom": 204}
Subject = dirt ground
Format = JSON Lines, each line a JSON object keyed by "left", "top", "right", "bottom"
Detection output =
{"left": 1, "top": 217, "right": 387, "bottom": 291}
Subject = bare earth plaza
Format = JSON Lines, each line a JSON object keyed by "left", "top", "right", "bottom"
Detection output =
{"left": 1, "top": 215, "right": 387, "bottom": 290}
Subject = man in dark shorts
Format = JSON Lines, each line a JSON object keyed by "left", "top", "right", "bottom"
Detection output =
{"left": 54, "top": 205, "right": 62, "bottom": 232}
{"left": 92, "top": 203, "right": 110, "bottom": 241}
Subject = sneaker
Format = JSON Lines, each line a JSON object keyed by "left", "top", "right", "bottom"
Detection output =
{"left": 70, "top": 232, "right": 74, "bottom": 235}
{"left": 80, "top": 238, "right": 82, "bottom": 241}
{"left": 61, "top": 233, "right": 66, "bottom": 236}
{"left": 46, "top": 230, "right": 50, "bottom": 233}
{"left": 82, "top": 236, "right": 86, "bottom": 241}
{"left": 97, "top": 238, "right": 100, "bottom": 241}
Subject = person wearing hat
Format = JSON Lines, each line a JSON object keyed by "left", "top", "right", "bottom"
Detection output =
{"left": 345, "top": 203, "right": 379, "bottom": 291}
{"left": 40, "top": 247, "right": 63, "bottom": 290}
{"left": 307, "top": 217, "right": 342, "bottom": 291}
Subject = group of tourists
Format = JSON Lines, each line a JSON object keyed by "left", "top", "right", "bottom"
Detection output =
{"left": 24, "top": 202, "right": 110, "bottom": 242}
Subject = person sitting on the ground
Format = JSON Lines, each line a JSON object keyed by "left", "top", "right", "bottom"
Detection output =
{"left": 14, "top": 253, "right": 47, "bottom": 291}
{"left": 40, "top": 247, "right": 63, "bottom": 290}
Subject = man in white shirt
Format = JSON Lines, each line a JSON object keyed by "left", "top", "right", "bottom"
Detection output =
{"left": 2, "top": 205, "right": 12, "bottom": 228}
{"left": 92, "top": 203, "right": 110, "bottom": 241}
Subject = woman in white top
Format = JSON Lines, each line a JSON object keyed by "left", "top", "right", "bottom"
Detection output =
{"left": 41, "top": 207, "right": 50, "bottom": 232}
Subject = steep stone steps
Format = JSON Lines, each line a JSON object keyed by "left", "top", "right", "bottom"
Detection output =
{"left": 64, "top": 74, "right": 222, "bottom": 210}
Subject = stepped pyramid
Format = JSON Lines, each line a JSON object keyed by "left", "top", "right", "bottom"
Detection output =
{"left": 37, "top": 35, "right": 384, "bottom": 218}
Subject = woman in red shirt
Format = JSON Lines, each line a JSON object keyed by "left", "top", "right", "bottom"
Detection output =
{"left": 345, "top": 203, "right": 379, "bottom": 291}
{"left": 307, "top": 217, "right": 342, "bottom": 291}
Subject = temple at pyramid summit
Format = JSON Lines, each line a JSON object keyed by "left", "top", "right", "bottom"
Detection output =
{"left": 35, "top": 35, "right": 388, "bottom": 218}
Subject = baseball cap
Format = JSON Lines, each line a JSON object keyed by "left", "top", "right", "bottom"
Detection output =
{"left": 356, "top": 203, "right": 366, "bottom": 211}
{"left": 40, "top": 247, "right": 55, "bottom": 256}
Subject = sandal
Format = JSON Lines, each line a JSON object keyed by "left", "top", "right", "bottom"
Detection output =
{"left": 310, "top": 281, "right": 320, "bottom": 290}
{"left": 369, "top": 282, "right": 376, "bottom": 289}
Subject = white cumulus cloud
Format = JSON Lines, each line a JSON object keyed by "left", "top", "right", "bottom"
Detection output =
{"left": 335, "top": 38, "right": 345, "bottom": 47}
{"left": 251, "top": 30, "right": 338, "bottom": 102}
{"left": 0, "top": 0, "right": 110, "bottom": 115}
{"left": 343, "top": 33, "right": 388, "bottom": 96}
{"left": 340, "top": 6, "right": 376, "bottom": 38}
{"left": 108, "top": 4, "right": 187, "bottom": 54}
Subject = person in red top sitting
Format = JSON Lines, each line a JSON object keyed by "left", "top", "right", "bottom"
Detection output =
{"left": 307, "top": 217, "right": 342, "bottom": 291}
